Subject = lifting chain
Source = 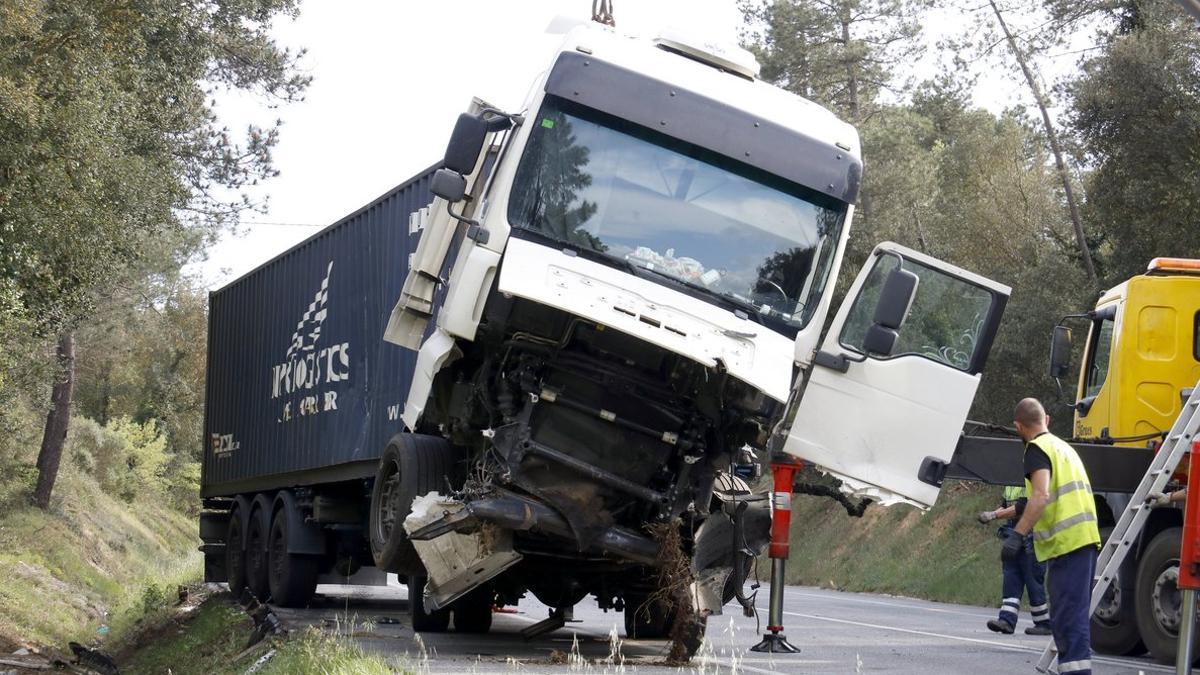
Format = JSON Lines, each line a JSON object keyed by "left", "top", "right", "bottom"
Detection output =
{"left": 591, "top": 0, "right": 615, "bottom": 26}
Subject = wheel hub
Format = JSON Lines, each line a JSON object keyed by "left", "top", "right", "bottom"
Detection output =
{"left": 1094, "top": 582, "right": 1122, "bottom": 623}
{"left": 1152, "top": 563, "right": 1182, "bottom": 634}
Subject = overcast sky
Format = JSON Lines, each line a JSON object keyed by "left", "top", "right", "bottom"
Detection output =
{"left": 194, "top": 0, "right": 1053, "bottom": 290}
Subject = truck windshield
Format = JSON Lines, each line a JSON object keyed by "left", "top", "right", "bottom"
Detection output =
{"left": 507, "top": 96, "right": 847, "bottom": 336}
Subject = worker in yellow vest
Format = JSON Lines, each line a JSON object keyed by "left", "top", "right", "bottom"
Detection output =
{"left": 978, "top": 484, "right": 1051, "bottom": 634}
{"left": 1002, "top": 398, "right": 1101, "bottom": 675}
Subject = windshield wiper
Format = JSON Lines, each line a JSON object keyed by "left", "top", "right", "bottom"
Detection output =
{"left": 630, "top": 265, "right": 764, "bottom": 326}
{"left": 510, "top": 229, "right": 641, "bottom": 275}
{"left": 510, "top": 228, "right": 765, "bottom": 326}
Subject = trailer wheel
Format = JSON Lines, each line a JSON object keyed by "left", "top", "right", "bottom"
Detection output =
{"left": 267, "top": 507, "right": 319, "bottom": 607}
{"left": 245, "top": 508, "right": 271, "bottom": 601}
{"left": 1091, "top": 527, "right": 1145, "bottom": 655}
{"left": 226, "top": 511, "right": 247, "bottom": 596}
{"left": 1135, "top": 527, "right": 1197, "bottom": 664}
{"left": 452, "top": 587, "right": 494, "bottom": 634}
{"left": 408, "top": 575, "right": 450, "bottom": 633}
{"left": 369, "top": 434, "right": 464, "bottom": 574}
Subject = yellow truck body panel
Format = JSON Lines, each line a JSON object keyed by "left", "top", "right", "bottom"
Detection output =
{"left": 1075, "top": 272, "right": 1200, "bottom": 444}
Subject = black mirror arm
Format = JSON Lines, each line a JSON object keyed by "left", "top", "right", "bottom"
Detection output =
{"left": 446, "top": 202, "right": 489, "bottom": 244}
{"left": 477, "top": 108, "right": 524, "bottom": 132}
{"left": 1051, "top": 376, "right": 1078, "bottom": 409}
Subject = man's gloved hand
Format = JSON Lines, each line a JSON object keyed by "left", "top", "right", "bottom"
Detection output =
{"left": 1001, "top": 530, "right": 1024, "bottom": 562}
{"left": 1146, "top": 492, "right": 1172, "bottom": 508}
{"left": 977, "top": 510, "right": 997, "bottom": 524}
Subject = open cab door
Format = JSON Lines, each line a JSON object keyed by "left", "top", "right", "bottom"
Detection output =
{"left": 781, "top": 242, "right": 1011, "bottom": 508}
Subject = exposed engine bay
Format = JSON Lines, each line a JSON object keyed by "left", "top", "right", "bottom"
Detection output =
{"left": 403, "top": 293, "right": 774, "bottom": 629}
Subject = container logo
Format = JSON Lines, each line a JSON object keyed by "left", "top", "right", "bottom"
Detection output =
{"left": 211, "top": 433, "right": 239, "bottom": 457}
{"left": 271, "top": 261, "right": 351, "bottom": 422}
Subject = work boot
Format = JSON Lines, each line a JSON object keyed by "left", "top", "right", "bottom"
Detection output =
{"left": 987, "top": 618, "right": 1015, "bottom": 634}
{"left": 1024, "top": 622, "right": 1052, "bottom": 636}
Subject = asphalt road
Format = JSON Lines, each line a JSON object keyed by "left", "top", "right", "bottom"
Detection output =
{"left": 273, "top": 580, "right": 1171, "bottom": 674}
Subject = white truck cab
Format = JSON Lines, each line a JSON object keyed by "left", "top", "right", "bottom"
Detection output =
{"left": 376, "top": 21, "right": 1010, "bottom": 646}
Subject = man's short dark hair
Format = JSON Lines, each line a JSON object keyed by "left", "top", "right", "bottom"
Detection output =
{"left": 1014, "top": 398, "right": 1046, "bottom": 427}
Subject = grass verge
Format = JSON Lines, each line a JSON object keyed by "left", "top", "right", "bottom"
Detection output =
{"left": 121, "top": 594, "right": 397, "bottom": 675}
{"left": 780, "top": 481, "right": 1006, "bottom": 607}
{"left": 0, "top": 467, "right": 200, "bottom": 651}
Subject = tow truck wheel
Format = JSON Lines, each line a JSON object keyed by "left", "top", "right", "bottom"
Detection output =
{"left": 408, "top": 575, "right": 450, "bottom": 633}
{"left": 267, "top": 507, "right": 318, "bottom": 608}
{"left": 369, "top": 434, "right": 464, "bottom": 574}
{"left": 1135, "top": 527, "right": 1198, "bottom": 664}
{"left": 453, "top": 587, "right": 494, "bottom": 633}
{"left": 225, "top": 511, "right": 247, "bottom": 596}
{"left": 1091, "top": 527, "right": 1145, "bottom": 655}
{"left": 245, "top": 507, "right": 271, "bottom": 601}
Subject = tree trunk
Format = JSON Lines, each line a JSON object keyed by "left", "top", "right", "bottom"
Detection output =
{"left": 988, "top": 0, "right": 1098, "bottom": 287}
{"left": 33, "top": 331, "right": 75, "bottom": 510}
{"left": 841, "top": 14, "right": 859, "bottom": 121}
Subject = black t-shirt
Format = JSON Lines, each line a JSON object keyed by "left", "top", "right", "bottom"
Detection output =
{"left": 1023, "top": 432, "right": 1053, "bottom": 480}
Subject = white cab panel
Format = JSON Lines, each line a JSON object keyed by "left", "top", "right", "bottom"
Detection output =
{"left": 782, "top": 242, "right": 1011, "bottom": 507}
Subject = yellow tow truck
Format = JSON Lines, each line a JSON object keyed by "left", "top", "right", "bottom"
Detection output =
{"left": 948, "top": 257, "right": 1200, "bottom": 664}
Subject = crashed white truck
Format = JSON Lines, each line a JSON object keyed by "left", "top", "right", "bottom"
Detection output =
{"left": 199, "top": 21, "right": 1011, "bottom": 651}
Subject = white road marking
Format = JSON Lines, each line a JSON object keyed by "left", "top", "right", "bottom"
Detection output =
{"left": 790, "top": 589, "right": 995, "bottom": 619}
{"left": 785, "top": 610, "right": 1172, "bottom": 673}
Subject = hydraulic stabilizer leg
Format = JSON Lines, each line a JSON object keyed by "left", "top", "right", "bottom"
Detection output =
{"left": 751, "top": 456, "right": 802, "bottom": 654}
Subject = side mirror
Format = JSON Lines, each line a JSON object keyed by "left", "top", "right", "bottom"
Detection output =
{"left": 443, "top": 113, "right": 489, "bottom": 175}
{"left": 430, "top": 168, "right": 467, "bottom": 203}
{"left": 1049, "top": 325, "right": 1072, "bottom": 379}
{"left": 863, "top": 267, "right": 919, "bottom": 357}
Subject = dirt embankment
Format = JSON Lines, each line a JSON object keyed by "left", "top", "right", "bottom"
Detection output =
{"left": 780, "top": 482, "right": 1005, "bottom": 607}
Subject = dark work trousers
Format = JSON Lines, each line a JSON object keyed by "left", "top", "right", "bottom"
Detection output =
{"left": 1047, "top": 545, "right": 1098, "bottom": 674}
{"left": 997, "top": 529, "right": 1050, "bottom": 627}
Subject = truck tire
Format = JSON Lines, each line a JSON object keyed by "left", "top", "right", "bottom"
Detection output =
{"left": 408, "top": 575, "right": 450, "bottom": 633}
{"left": 246, "top": 508, "right": 271, "bottom": 601}
{"left": 453, "top": 587, "right": 495, "bottom": 633}
{"left": 267, "top": 507, "right": 319, "bottom": 608}
{"left": 1091, "top": 527, "right": 1145, "bottom": 656}
{"left": 226, "top": 511, "right": 247, "bottom": 596}
{"left": 1135, "top": 527, "right": 1195, "bottom": 664}
{"left": 369, "top": 434, "right": 464, "bottom": 574}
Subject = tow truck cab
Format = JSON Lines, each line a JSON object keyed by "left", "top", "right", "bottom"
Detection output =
{"left": 1057, "top": 257, "right": 1200, "bottom": 662}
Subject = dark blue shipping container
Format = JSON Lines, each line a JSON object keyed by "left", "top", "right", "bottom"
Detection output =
{"left": 202, "top": 167, "right": 437, "bottom": 497}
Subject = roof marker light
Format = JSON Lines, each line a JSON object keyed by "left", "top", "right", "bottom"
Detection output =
{"left": 1147, "top": 257, "right": 1200, "bottom": 273}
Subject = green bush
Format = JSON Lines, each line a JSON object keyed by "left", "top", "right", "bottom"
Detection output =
{"left": 70, "top": 416, "right": 170, "bottom": 501}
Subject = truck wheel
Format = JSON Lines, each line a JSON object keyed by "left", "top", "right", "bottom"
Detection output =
{"left": 1091, "top": 527, "right": 1145, "bottom": 655}
{"left": 245, "top": 509, "right": 271, "bottom": 601}
{"left": 453, "top": 587, "right": 494, "bottom": 633}
{"left": 267, "top": 508, "right": 319, "bottom": 608}
{"left": 369, "top": 434, "right": 464, "bottom": 574}
{"left": 1135, "top": 527, "right": 1195, "bottom": 664}
{"left": 408, "top": 575, "right": 450, "bottom": 633}
{"left": 226, "top": 511, "right": 247, "bottom": 596}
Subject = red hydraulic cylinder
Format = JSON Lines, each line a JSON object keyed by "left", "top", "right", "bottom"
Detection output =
{"left": 1179, "top": 440, "right": 1200, "bottom": 590}
{"left": 750, "top": 455, "right": 803, "bottom": 653}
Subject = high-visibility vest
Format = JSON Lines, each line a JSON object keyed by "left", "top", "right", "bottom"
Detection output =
{"left": 1025, "top": 433, "right": 1101, "bottom": 561}
{"left": 1003, "top": 485, "right": 1026, "bottom": 502}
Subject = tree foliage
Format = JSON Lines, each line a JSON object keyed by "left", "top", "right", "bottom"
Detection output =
{"left": 1067, "top": 1, "right": 1200, "bottom": 282}
{"left": 0, "top": 0, "right": 307, "bottom": 331}
{"left": 0, "top": 0, "right": 307, "bottom": 508}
